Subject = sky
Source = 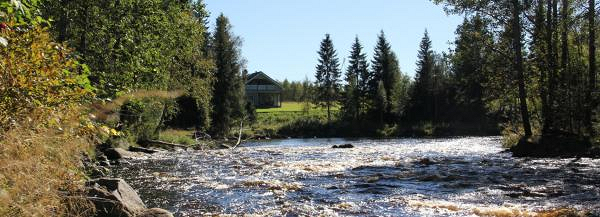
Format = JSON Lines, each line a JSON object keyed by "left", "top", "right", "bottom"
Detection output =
{"left": 205, "top": 0, "right": 464, "bottom": 82}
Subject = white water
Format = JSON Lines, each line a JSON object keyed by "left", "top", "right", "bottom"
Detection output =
{"left": 113, "top": 137, "right": 600, "bottom": 216}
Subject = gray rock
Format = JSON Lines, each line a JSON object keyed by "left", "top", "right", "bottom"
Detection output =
{"left": 332, "top": 144, "right": 354, "bottom": 149}
{"left": 138, "top": 208, "right": 174, "bottom": 217}
{"left": 103, "top": 148, "right": 131, "bottom": 160}
{"left": 86, "top": 178, "right": 147, "bottom": 217}
{"left": 98, "top": 160, "right": 110, "bottom": 167}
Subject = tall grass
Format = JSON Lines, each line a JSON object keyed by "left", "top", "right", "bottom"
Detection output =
{"left": 0, "top": 107, "right": 95, "bottom": 216}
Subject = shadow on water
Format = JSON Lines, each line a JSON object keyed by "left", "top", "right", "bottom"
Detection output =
{"left": 112, "top": 137, "right": 600, "bottom": 216}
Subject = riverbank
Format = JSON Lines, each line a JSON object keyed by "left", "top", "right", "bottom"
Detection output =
{"left": 246, "top": 119, "right": 499, "bottom": 139}
{"left": 510, "top": 134, "right": 600, "bottom": 158}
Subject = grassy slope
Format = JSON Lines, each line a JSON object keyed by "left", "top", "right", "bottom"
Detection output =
{"left": 249, "top": 102, "right": 338, "bottom": 137}
{"left": 256, "top": 102, "right": 339, "bottom": 113}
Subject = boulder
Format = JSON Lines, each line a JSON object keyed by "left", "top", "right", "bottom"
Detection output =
{"left": 138, "top": 208, "right": 174, "bottom": 217}
{"left": 418, "top": 158, "right": 435, "bottom": 166}
{"left": 86, "top": 178, "right": 147, "bottom": 217}
{"left": 103, "top": 148, "right": 131, "bottom": 160}
{"left": 332, "top": 144, "right": 354, "bottom": 149}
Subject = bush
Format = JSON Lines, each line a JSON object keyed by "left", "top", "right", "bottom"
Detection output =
{"left": 0, "top": 21, "right": 92, "bottom": 130}
{"left": 120, "top": 99, "right": 164, "bottom": 143}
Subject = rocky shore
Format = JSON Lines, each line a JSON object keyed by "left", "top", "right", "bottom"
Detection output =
{"left": 83, "top": 145, "right": 173, "bottom": 217}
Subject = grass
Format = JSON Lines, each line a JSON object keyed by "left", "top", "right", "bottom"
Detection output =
{"left": 248, "top": 101, "right": 339, "bottom": 138}
{"left": 0, "top": 108, "right": 95, "bottom": 216}
{"left": 158, "top": 129, "right": 197, "bottom": 146}
{"left": 256, "top": 101, "right": 339, "bottom": 113}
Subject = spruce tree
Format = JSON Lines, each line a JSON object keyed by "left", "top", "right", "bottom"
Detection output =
{"left": 192, "top": 0, "right": 212, "bottom": 58}
{"left": 314, "top": 34, "right": 341, "bottom": 123}
{"left": 409, "top": 30, "right": 435, "bottom": 122}
{"left": 343, "top": 36, "right": 369, "bottom": 121}
{"left": 452, "top": 16, "right": 491, "bottom": 121}
{"left": 370, "top": 31, "right": 403, "bottom": 120}
{"left": 211, "top": 14, "right": 245, "bottom": 137}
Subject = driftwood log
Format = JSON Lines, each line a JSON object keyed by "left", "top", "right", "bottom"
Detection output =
{"left": 145, "top": 140, "right": 189, "bottom": 148}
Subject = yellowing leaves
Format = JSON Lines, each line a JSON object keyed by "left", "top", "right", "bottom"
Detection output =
{"left": 0, "top": 20, "right": 93, "bottom": 128}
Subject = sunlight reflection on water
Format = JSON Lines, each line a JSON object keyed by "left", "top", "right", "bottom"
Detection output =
{"left": 112, "top": 137, "right": 600, "bottom": 216}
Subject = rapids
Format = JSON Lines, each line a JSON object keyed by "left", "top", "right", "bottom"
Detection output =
{"left": 112, "top": 137, "right": 600, "bottom": 216}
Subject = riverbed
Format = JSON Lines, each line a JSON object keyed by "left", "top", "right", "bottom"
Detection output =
{"left": 112, "top": 137, "right": 600, "bottom": 216}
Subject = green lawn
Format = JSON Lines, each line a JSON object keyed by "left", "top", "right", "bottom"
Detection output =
{"left": 248, "top": 101, "right": 340, "bottom": 137}
{"left": 256, "top": 101, "right": 339, "bottom": 113}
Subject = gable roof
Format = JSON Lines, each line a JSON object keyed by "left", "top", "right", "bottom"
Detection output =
{"left": 246, "top": 71, "right": 282, "bottom": 88}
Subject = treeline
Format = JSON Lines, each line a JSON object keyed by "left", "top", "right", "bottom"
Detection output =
{"left": 39, "top": 0, "right": 248, "bottom": 139}
{"left": 433, "top": 0, "right": 598, "bottom": 149}
{"left": 306, "top": 30, "right": 494, "bottom": 136}
{"left": 302, "top": 0, "right": 599, "bottom": 143}
{"left": 281, "top": 78, "right": 313, "bottom": 102}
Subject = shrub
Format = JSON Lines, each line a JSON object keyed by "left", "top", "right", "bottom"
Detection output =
{"left": 120, "top": 99, "right": 164, "bottom": 143}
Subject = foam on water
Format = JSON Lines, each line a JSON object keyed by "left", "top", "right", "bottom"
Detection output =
{"left": 112, "top": 137, "right": 600, "bottom": 216}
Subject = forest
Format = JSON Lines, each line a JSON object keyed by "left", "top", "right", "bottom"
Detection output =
{"left": 1, "top": 0, "right": 599, "bottom": 216}
{"left": 281, "top": 0, "right": 599, "bottom": 152}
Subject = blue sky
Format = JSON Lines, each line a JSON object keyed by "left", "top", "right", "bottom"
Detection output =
{"left": 205, "top": 0, "right": 464, "bottom": 81}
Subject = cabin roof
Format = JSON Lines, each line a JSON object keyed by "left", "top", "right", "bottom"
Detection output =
{"left": 246, "top": 71, "right": 282, "bottom": 88}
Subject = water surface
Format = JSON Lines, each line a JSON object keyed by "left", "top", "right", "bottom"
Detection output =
{"left": 113, "top": 137, "right": 600, "bottom": 216}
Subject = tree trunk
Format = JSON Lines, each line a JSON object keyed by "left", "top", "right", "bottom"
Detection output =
{"left": 534, "top": 0, "right": 549, "bottom": 136}
{"left": 513, "top": 0, "right": 533, "bottom": 136}
{"left": 560, "top": 0, "right": 570, "bottom": 133}
{"left": 587, "top": 0, "right": 596, "bottom": 136}
{"left": 561, "top": 0, "right": 569, "bottom": 72}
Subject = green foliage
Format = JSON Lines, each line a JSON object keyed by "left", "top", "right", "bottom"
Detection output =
{"left": 211, "top": 14, "right": 245, "bottom": 137}
{"left": 0, "top": 4, "right": 96, "bottom": 215}
{"left": 158, "top": 129, "right": 196, "bottom": 146}
{"left": 42, "top": 0, "right": 215, "bottom": 139}
{"left": 281, "top": 79, "right": 306, "bottom": 101}
{"left": 0, "top": 0, "right": 48, "bottom": 26}
{"left": 369, "top": 31, "right": 408, "bottom": 121}
{"left": 451, "top": 16, "right": 491, "bottom": 122}
{"left": 341, "top": 37, "right": 368, "bottom": 121}
{"left": 433, "top": 0, "right": 599, "bottom": 147}
{"left": 0, "top": 20, "right": 92, "bottom": 128}
{"left": 408, "top": 30, "right": 436, "bottom": 122}
{"left": 314, "top": 34, "right": 341, "bottom": 123}
{"left": 119, "top": 99, "right": 163, "bottom": 142}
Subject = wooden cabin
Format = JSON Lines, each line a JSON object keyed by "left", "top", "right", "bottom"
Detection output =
{"left": 245, "top": 71, "right": 282, "bottom": 108}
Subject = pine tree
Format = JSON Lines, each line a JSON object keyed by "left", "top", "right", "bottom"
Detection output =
{"left": 211, "top": 14, "right": 245, "bottom": 137}
{"left": 314, "top": 34, "right": 341, "bottom": 123}
{"left": 343, "top": 36, "right": 369, "bottom": 121}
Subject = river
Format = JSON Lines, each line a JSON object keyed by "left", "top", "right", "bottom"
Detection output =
{"left": 112, "top": 137, "right": 600, "bottom": 216}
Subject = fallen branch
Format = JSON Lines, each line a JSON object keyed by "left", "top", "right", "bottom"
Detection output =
{"left": 230, "top": 119, "right": 244, "bottom": 149}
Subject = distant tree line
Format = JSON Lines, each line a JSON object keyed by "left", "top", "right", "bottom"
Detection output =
{"left": 304, "top": 0, "right": 599, "bottom": 142}
{"left": 280, "top": 79, "right": 314, "bottom": 102}
{"left": 309, "top": 30, "right": 486, "bottom": 135}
